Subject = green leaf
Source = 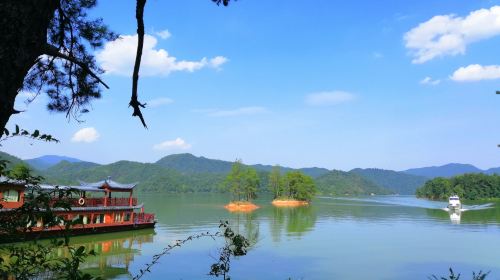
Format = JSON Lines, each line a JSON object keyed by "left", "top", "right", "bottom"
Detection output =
{"left": 32, "top": 130, "right": 40, "bottom": 138}
{"left": 14, "top": 125, "right": 19, "bottom": 135}
{"left": 76, "top": 246, "right": 85, "bottom": 255}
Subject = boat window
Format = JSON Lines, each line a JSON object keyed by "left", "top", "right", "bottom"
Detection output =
{"left": 3, "top": 189, "right": 19, "bottom": 202}
{"left": 82, "top": 215, "right": 89, "bottom": 225}
{"left": 58, "top": 215, "right": 68, "bottom": 226}
{"left": 114, "top": 212, "right": 122, "bottom": 222}
{"left": 124, "top": 213, "right": 131, "bottom": 222}
{"left": 93, "top": 214, "right": 104, "bottom": 224}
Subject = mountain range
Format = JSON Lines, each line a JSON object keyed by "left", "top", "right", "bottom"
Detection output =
{"left": 402, "top": 163, "right": 500, "bottom": 178}
{"left": 2, "top": 152, "right": 499, "bottom": 195}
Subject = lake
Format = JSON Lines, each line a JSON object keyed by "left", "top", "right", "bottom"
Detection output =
{"left": 70, "top": 194, "right": 500, "bottom": 279}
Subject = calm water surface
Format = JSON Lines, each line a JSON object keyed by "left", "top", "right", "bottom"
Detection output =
{"left": 70, "top": 194, "right": 500, "bottom": 279}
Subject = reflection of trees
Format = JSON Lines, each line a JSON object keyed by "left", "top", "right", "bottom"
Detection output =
{"left": 62, "top": 229, "right": 155, "bottom": 278}
{"left": 270, "top": 206, "right": 317, "bottom": 242}
{"left": 232, "top": 211, "right": 259, "bottom": 247}
{"left": 270, "top": 206, "right": 286, "bottom": 242}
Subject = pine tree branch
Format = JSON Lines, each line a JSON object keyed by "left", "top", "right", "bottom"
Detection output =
{"left": 130, "top": 0, "right": 148, "bottom": 128}
{"left": 42, "top": 43, "right": 110, "bottom": 89}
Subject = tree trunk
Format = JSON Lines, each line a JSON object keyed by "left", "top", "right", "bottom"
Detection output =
{"left": 0, "top": 0, "right": 58, "bottom": 138}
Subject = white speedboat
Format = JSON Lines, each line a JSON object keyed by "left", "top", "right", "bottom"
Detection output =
{"left": 448, "top": 195, "right": 461, "bottom": 210}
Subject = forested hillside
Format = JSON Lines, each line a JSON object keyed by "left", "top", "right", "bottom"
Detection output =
{"left": 43, "top": 160, "right": 226, "bottom": 193}
{"left": 315, "top": 170, "right": 392, "bottom": 195}
{"left": 350, "top": 168, "right": 427, "bottom": 195}
{"left": 416, "top": 173, "right": 500, "bottom": 200}
{"left": 404, "top": 163, "right": 483, "bottom": 178}
{"left": 156, "top": 153, "right": 330, "bottom": 178}
{"left": 0, "top": 151, "right": 437, "bottom": 196}
{"left": 0, "top": 151, "right": 27, "bottom": 169}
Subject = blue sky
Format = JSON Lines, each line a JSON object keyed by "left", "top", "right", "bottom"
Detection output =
{"left": 4, "top": 0, "right": 500, "bottom": 171}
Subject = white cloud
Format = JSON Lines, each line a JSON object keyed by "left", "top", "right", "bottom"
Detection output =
{"left": 147, "top": 97, "right": 174, "bottom": 108}
{"left": 155, "top": 29, "right": 171, "bottom": 39}
{"left": 206, "top": 106, "right": 267, "bottom": 117}
{"left": 209, "top": 56, "right": 229, "bottom": 68}
{"left": 420, "top": 76, "right": 441, "bottom": 85}
{"left": 305, "top": 91, "right": 355, "bottom": 106}
{"left": 373, "top": 52, "right": 384, "bottom": 59}
{"left": 404, "top": 6, "right": 500, "bottom": 63}
{"left": 71, "top": 127, "right": 100, "bottom": 143}
{"left": 96, "top": 34, "right": 228, "bottom": 76}
{"left": 153, "top": 137, "right": 191, "bottom": 150}
{"left": 450, "top": 64, "right": 500, "bottom": 81}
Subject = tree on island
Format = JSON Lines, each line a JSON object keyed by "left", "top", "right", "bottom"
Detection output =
{"left": 268, "top": 165, "right": 284, "bottom": 199}
{"left": 243, "top": 167, "right": 259, "bottom": 201}
{"left": 224, "top": 160, "right": 260, "bottom": 202}
{"left": 280, "top": 171, "right": 316, "bottom": 202}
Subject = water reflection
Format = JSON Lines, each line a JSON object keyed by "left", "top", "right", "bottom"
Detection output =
{"left": 269, "top": 205, "right": 317, "bottom": 241}
{"left": 35, "top": 195, "right": 500, "bottom": 279}
{"left": 449, "top": 210, "right": 461, "bottom": 224}
{"left": 67, "top": 229, "right": 155, "bottom": 279}
{"left": 231, "top": 211, "right": 260, "bottom": 246}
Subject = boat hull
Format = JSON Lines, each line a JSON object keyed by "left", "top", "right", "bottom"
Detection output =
{"left": 0, "top": 222, "right": 156, "bottom": 244}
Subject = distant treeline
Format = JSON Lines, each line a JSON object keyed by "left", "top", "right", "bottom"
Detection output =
{"left": 416, "top": 173, "right": 500, "bottom": 200}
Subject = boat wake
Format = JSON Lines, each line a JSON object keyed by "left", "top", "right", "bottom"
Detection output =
{"left": 442, "top": 202, "right": 494, "bottom": 212}
{"left": 320, "top": 196, "right": 494, "bottom": 212}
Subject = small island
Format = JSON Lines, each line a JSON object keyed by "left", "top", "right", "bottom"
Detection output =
{"left": 268, "top": 166, "right": 317, "bottom": 207}
{"left": 224, "top": 201, "right": 260, "bottom": 212}
{"left": 223, "top": 160, "right": 260, "bottom": 212}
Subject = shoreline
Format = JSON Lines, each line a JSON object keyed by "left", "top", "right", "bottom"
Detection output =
{"left": 224, "top": 201, "right": 260, "bottom": 212}
{"left": 272, "top": 199, "right": 309, "bottom": 207}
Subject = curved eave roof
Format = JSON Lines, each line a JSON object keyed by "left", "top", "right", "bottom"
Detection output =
{"left": 39, "top": 184, "right": 106, "bottom": 193}
{"left": 79, "top": 179, "right": 137, "bottom": 190}
{"left": 0, "top": 176, "right": 27, "bottom": 186}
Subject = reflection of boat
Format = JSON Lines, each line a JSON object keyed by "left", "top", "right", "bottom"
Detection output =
{"left": 448, "top": 195, "right": 461, "bottom": 210}
{"left": 449, "top": 209, "right": 461, "bottom": 224}
{"left": 0, "top": 176, "right": 156, "bottom": 242}
{"left": 72, "top": 229, "right": 155, "bottom": 279}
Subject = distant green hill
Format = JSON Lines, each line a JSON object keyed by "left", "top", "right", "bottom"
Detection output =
{"left": 350, "top": 168, "right": 427, "bottom": 195}
{"left": 156, "top": 153, "right": 330, "bottom": 178}
{"left": 0, "top": 151, "right": 29, "bottom": 169}
{"left": 26, "top": 155, "right": 88, "bottom": 170}
{"left": 315, "top": 170, "right": 392, "bottom": 196}
{"left": 0, "top": 151, "right": 420, "bottom": 196}
{"left": 44, "top": 160, "right": 226, "bottom": 193}
{"left": 155, "top": 153, "right": 233, "bottom": 174}
{"left": 403, "top": 163, "right": 483, "bottom": 178}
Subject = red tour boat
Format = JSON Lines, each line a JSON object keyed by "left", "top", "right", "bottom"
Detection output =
{"left": 0, "top": 176, "right": 155, "bottom": 242}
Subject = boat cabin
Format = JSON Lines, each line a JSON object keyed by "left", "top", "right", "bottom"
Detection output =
{"left": 0, "top": 176, "right": 155, "bottom": 241}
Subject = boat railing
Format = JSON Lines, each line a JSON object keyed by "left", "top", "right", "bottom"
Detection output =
{"left": 50, "top": 197, "right": 138, "bottom": 207}
{"left": 136, "top": 213, "right": 155, "bottom": 223}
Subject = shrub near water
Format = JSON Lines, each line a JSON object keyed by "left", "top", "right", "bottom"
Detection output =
{"left": 416, "top": 173, "right": 500, "bottom": 200}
